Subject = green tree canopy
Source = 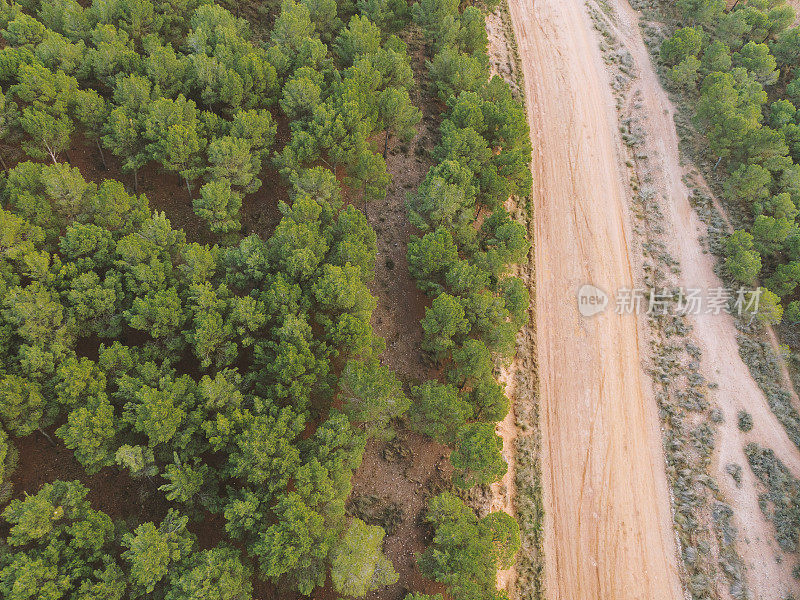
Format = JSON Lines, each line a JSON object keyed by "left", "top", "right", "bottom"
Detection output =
{"left": 450, "top": 422, "right": 507, "bottom": 488}
{"left": 330, "top": 519, "right": 398, "bottom": 597}
{"left": 338, "top": 358, "right": 409, "bottom": 430}
{"left": 122, "top": 509, "right": 194, "bottom": 597}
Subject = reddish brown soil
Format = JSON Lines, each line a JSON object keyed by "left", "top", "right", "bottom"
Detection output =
{"left": 366, "top": 42, "right": 440, "bottom": 382}
{"left": 6, "top": 425, "right": 233, "bottom": 550}
{"left": 343, "top": 29, "right": 453, "bottom": 600}
{"left": 346, "top": 432, "right": 450, "bottom": 600}
{"left": 66, "top": 135, "right": 213, "bottom": 244}
{"left": 68, "top": 129, "right": 287, "bottom": 245}
{"left": 7, "top": 425, "right": 169, "bottom": 525}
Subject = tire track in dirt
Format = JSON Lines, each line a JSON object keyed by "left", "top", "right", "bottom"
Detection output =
{"left": 506, "top": 1, "right": 683, "bottom": 599}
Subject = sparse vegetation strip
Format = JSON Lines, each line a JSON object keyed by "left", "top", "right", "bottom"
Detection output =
{"left": 588, "top": 3, "right": 748, "bottom": 598}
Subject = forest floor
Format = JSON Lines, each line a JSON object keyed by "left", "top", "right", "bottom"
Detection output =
{"left": 348, "top": 16, "right": 537, "bottom": 600}
{"left": 338, "top": 29, "right": 452, "bottom": 600}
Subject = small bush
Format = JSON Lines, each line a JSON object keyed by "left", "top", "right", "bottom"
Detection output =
{"left": 745, "top": 443, "right": 800, "bottom": 552}
{"left": 737, "top": 410, "right": 754, "bottom": 432}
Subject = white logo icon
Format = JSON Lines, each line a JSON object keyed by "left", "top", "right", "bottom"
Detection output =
{"left": 577, "top": 284, "right": 608, "bottom": 317}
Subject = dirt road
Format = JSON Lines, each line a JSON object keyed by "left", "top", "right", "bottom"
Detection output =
{"left": 506, "top": 1, "right": 683, "bottom": 599}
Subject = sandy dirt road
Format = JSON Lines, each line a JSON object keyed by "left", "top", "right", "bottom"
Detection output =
{"left": 506, "top": 1, "right": 683, "bottom": 599}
